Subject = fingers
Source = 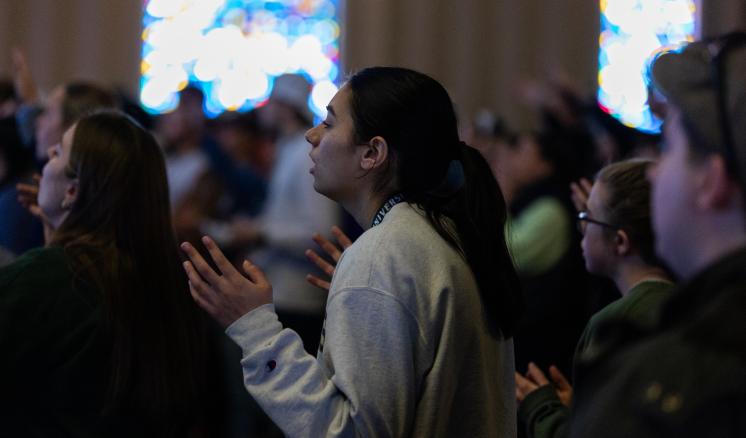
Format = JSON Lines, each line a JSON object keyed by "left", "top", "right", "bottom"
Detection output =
{"left": 241, "top": 259, "right": 267, "bottom": 285}
{"left": 331, "top": 225, "right": 353, "bottom": 249}
{"left": 15, "top": 181, "right": 48, "bottom": 223}
{"left": 570, "top": 183, "right": 587, "bottom": 212}
{"left": 180, "top": 241, "right": 222, "bottom": 285}
{"left": 188, "top": 281, "right": 215, "bottom": 315}
{"left": 16, "top": 179, "right": 40, "bottom": 207}
{"left": 549, "top": 365, "right": 571, "bottom": 390}
{"left": 183, "top": 261, "right": 222, "bottom": 317}
{"left": 305, "top": 248, "right": 335, "bottom": 276}
{"left": 11, "top": 49, "right": 38, "bottom": 103}
{"left": 16, "top": 182, "right": 39, "bottom": 195}
{"left": 527, "top": 362, "right": 550, "bottom": 386}
{"left": 29, "top": 205, "right": 45, "bottom": 220}
{"left": 16, "top": 183, "right": 39, "bottom": 206}
{"left": 184, "top": 263, "right": 215, "bottom": 305}
{"left": 201, "top": 235, "right": 239, "bottom": 280}
{"left": 570, "top": 178, "right": 593, "bottom": 212}
{"left": 306, "top": 274, "right": 331, "bottom": 291}
{"left": 312, "top": 232, "right": 343, "bottom": 263}
{"left": 514, "top": 371, "right": 537, "bottom": 401}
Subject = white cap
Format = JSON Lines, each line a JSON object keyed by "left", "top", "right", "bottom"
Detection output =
{"left": 270, "top": 73, "right": 313, "bottom": 123}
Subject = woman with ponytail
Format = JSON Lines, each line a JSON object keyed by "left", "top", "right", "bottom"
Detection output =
{"left": 181, "top": 67, "right": 523, "bottom": 437}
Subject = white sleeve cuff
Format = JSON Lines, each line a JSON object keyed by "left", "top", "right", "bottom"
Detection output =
{"left": 225, "top": 303, "right": 284, "bottom": 355}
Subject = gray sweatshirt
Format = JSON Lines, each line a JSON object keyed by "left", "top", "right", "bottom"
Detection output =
{"left": 226, "top": 203, "right": 516, "bottom": 437}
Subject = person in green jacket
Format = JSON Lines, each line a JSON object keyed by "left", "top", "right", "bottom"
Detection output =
{"left": 0, "top": 111, "right": 222, "bottom": 437}
{"left": 515, "top": 158, "right": 675, "bottom": 438}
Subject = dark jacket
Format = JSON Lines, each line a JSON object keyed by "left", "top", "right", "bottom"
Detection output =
{"left": 0, "top": 247, "right": 152, "bottom": 437}
{"left": 569, "top": 248, "right": 746, "bottom": 437}
{"left": 0, "top": 247, "right": 226, "bottom": 437}
{"left": 518, "top": 280, "right": 674, "bottom": 438}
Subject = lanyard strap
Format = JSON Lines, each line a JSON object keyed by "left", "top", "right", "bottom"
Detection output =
{"left": 371, "top": 194, "right": 405, "bottom": 227}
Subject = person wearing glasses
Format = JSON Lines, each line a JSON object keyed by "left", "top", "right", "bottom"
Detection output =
{"left": 568, "top": 32, "right": 746, "bottom": 437}
{"left": 514, "top": 158, "right": 674, "bottom": 438}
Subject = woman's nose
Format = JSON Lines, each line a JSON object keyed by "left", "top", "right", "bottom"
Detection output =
{"left": 305, "top": 125, "right": 319, "bottom": 146}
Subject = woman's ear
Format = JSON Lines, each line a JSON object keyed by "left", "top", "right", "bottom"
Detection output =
{"left": 61, "top": 179, "right": 79, "bottom": 210}
{"left": 360, "top": 136, "right": 389, "bottom": 171}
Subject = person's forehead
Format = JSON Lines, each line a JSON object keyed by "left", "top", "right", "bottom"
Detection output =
{"left": 327, "top": 86, "right": 351, "bottom": 117}
{"left": 587, "top": 183, "right": 605, "bottom": 211}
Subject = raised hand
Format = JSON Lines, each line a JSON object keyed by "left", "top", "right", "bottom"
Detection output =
{"left": 11, "top": 48, "right": 39, "bottom": 105}
{"left": 181, "top": 235, "right": 273, "bottom": 328}
{"left": 304, "top": 225, "right": 353, "bottom": 291}
{"left": 570, "top": 177, "right": 593, "bottom": 213}
{"left": 515, "top": 362, "right": 549, "bottom": 402}
{"left": 16, "top": 174, "right": 54, "bottom": 243}
{"left": 549, "top": 365, "right": 573, "bottom": 407}
{"left": 515, "top": 362, "right": 573, "bottom": 407}
{"left": 16, "top": 174, "right": 41, "bottom": 216}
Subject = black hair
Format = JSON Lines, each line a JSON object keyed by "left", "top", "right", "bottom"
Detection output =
{"left": 347, "top": 67, "right": 523, "bottom": 338}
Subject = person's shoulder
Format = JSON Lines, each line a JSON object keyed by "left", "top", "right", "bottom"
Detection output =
{"left": 0, "top": 246, "right": 68, "bottom": 290}
{"left": 350, "top": 204, "right": 454, "bottom": 263}
{"left": 574, "top": 325, "right": 745, "bottom": 437}
{"left": 376, "top": 203, "right": 444, "bottom": 242}
{"left": 622, "top": 281, "right": 674, "bottom": 320}
{"left": 334, "top": 203, "right": 466, "bottom": 293}
{"left": 629, "top": 333, "right": 743, "bottom": 428}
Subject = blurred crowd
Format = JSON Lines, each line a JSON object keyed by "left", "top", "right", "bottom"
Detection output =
{"left": 1, "top": 28, "right": 745, "bottom": 437}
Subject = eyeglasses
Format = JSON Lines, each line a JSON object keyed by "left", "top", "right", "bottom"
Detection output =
{"left": 576, "top": 210, "right": 619, "bottom": 235}
{"left": 705, "top": 32, "right": 746, "bottom": 181}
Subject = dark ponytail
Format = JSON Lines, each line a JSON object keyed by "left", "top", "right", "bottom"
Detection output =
{"left": 348, "top": 67, "right": 523, "bottom": 338}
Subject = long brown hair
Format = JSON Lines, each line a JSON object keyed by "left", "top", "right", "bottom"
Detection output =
{"left": 50, "top": 111, "right": 216, "bottom": 432}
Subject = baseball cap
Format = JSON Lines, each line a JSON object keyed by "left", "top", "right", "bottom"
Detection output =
{"left": 650, "top": 32, "right": 746, "bottom": 176}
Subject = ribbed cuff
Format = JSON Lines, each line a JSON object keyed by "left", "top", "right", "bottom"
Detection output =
{"left": 225, "top": 303, "right": 283, "bottom": 355}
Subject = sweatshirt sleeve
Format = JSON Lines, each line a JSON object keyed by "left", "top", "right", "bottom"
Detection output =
{"left": 225, "top": 288, "right": 421, "bottom": 438}
{"left": 518, "top": 384, "right": 570, "bottom": 438}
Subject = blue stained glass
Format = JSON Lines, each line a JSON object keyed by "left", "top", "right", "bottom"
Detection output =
{"left": 598, "top": 0, "right": 695, "bottom": 133}
{"left": 140, "top": 0, "right": 340, "bottom": 118}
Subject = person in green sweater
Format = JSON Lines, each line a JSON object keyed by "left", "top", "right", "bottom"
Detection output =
{"left": 0, "top": 111, "right": 222, "bottom": 437}
{"left": 514, "top": 158, "right": 675, "bottom": 438}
